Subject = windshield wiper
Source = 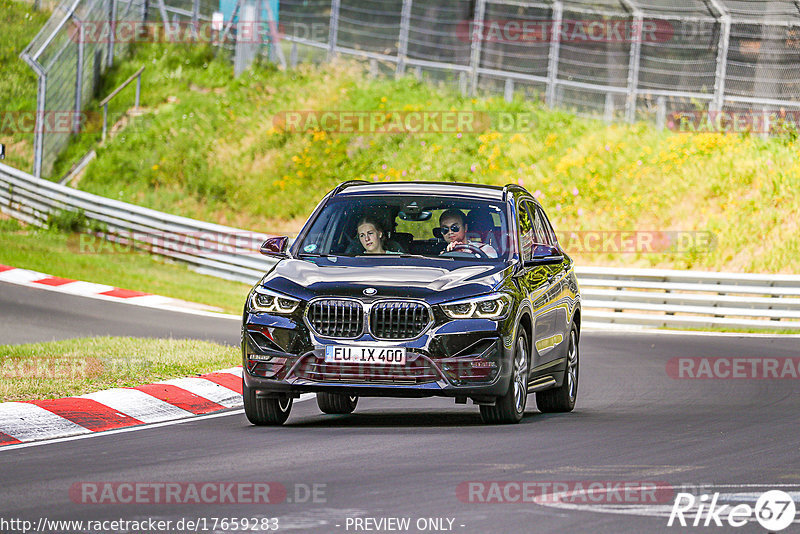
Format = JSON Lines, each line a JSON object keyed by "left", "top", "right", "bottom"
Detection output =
{"left": 398, "top": 254, "right": 454, "bottom": 260}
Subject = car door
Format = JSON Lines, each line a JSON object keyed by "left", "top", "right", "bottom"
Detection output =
{"left": 517, "top": 199, "right": 565, "bottom": 373}
{"left": 532, "top": 203, "right": 570, "bottom": 364}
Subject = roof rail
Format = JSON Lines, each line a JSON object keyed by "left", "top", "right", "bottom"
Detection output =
{"left": 331, "top": 179, "right": 371, "bottom": 196}
{"left": 503, "top": 183, "right": 527, "bottom": 198}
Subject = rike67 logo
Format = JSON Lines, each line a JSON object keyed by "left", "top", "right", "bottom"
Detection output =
{"left": 668, "top": 490, "right": 797, "bottom": 530}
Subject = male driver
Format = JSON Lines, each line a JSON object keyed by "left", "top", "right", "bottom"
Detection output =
{"left": 439, "top": 209, "right": 498, "bottom": 258}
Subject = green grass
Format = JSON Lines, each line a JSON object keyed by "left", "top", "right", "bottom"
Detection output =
{"left": 0, "top": 336, "right": 239, "bottom": 401}
{"left": 0, "top": 217, "right": 250, "bottom": 313}
{"left": 0, "top": 0, "right": 51, "bottom": 173}
{"left": 61, "top": 41, "right": 800, "bottom": 274}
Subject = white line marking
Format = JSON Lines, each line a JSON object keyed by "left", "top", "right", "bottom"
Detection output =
{"left": 78, "top": 389, "right": 194, "bottom": 423}
{"left": 0, "top": 269, "right": 47, "bottom": 284}
{"left": 212, "top": 367, "right": 244, "bottom": 377}
{"left": 582, "top": 324, "right": 800, "bottom": 338}
{"left": 159, "top": 377, "right": 242, "bottom": 407}
{"left": 53, "top": 280, "right": 115, "bottom": 294}
{"left": 0, "top": 393, "right": 316, "bottom": 452}
{"left": 0, "top": 402, "right": 90, "bottom": 442}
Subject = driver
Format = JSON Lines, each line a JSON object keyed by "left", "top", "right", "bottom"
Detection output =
{"left": 439, "top": 209, "right": 497, "bottom": 258}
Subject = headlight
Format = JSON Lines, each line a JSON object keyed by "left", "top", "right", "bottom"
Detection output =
{"left": 441, "top": 293, "right": 512, "bottom": 320}
{"left": 249, "top": 287, "right": 301, "bottom": 314}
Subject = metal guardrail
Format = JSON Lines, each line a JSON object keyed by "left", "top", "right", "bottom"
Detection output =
{"left": 99, "top": 65, "right": 145, "bottom": 141}
{"left": 2, "top": 161, "right": 799, "bottom": 330}
{"left": 0, "top": 161, "right": 276, "bottom": 284}
{"left": 577, "top": 266, "right": 800, "bottom": 330}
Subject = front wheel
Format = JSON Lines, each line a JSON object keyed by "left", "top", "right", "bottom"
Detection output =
{"left": 243, "top": 381, "right": 293, "bottom": 425}
{"left": 536, "top": 324, "right": 579, "bottom": 413}
{"left": 317, "top": 392, "right": 358, "bottom": 414}
{"left": 480, "top": 329, "right": 529, "bottom": 424}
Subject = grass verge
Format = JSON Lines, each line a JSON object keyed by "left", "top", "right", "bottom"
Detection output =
{"left": 0, "top": 0, "right": 51, "bottom": 173}
{"left": 60, "top": 41, "right": 800, "bottom": 273}
{"left": 0, "top": 217, "right": 250, "bottom": 314}
{"left": 0, "top": 336, "right": 239, "bottom": 402}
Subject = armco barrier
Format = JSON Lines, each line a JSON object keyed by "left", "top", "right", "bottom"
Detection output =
{"left": 2, "top": 161, "right": 799, "bottom": 330}
{"left": 0, "top": 161, "right": 276, "bottom": 284}
{"left": 577, "top": 266, "right": 800, "bottom": 330}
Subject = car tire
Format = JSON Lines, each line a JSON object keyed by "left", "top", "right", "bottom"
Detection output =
{"left": 243, "top": 380, "right": 293, "bottom": 425}
{"left": 317, "top": 392, "right": 358, "bottom": 414}
{"left": 536, "top": 324, "right": 579, "bottom": 413}
{"left": 480, "top": 328, "right": 529, "bottom": 424}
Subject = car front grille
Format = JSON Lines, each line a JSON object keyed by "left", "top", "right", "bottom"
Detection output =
{"left": 370, "top": 301, "right": 431, "bottom": 340}
{"left": 292, "top": 355, "right": 441, "bottom": 384}
{"left": 306, "top": 299, "right": 363, "bottom": 338}
{"left": 306, "top": 299, "right": 431, "bottom": 340}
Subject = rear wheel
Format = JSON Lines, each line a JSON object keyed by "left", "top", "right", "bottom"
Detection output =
{"left": 243, "top": 381, "right": 292, "bottom": 425}
{"left": 317, "top": 392, "right": 358, "bottom": 414}
{"left": 480, "top": 329, "right": 528, "bottom": 424}
{"left": 536, "top": 324, "right": 579, "bottom": 413}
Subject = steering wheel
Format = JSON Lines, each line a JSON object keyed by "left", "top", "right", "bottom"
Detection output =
{"left": 449, "top": 243, "right": 489, "bottom": 258}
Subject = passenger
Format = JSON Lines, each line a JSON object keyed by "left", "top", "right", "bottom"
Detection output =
{"left": 439, "top": 209, "right": 498, "bottom": 258}
{"left": 356, "top": 215, "right": 401, "bottom": 255}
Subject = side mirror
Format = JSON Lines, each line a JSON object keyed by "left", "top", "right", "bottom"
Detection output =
{"left": 524, "top": 244, "right": 563, "bottom": 267}
{"left": 260, "top": 236, "right": 290, "bottom": 258}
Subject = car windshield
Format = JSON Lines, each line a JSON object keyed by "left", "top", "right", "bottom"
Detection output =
{"left": 297, "top": 194, "right": 510, "bottom": 261}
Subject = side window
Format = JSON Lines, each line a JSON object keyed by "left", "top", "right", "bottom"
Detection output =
{"left": 518, "top": 200, "right": 535, "bottom": 261}
{"left": 536, "top": 206, "right": 559, "bottom": 248}
{"left": 532, "top": 205, "right": 552, "bottom": 247}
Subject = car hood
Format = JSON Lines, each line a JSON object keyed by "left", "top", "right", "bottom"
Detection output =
{"left": 260, "top": 257, "right": 512, "bottom": 304}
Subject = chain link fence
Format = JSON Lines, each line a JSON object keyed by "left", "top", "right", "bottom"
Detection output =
{"left": 19, "top": 0, "right": 800, "bottom": 177}
{"left": 279, "top": 0, "right": 800, "bottom": 126}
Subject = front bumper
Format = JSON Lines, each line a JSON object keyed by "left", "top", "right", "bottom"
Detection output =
{"left": 242, "top": 314, "right": 514, "bottom": 399}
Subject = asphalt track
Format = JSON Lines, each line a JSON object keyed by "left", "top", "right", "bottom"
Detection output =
{"left": 1, "top": 281, "right": 799, "bottom": 533}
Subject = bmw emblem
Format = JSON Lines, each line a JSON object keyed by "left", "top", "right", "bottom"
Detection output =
{"left": 363, "top": 287, "right": 377, "bottom": 296}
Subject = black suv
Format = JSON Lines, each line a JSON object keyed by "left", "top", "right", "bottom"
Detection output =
{"left": 242, "top": 181, "right": 581, "bottom": 424}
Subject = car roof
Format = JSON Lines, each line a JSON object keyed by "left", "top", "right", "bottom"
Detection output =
{"left": 335, "top": 181, "right": 508, "bottom": 201}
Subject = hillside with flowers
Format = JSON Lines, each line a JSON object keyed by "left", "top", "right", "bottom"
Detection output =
{"left": 63, "top": 43, "right": 800, "bottom": 273}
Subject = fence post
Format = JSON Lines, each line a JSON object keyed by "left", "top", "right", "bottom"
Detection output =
{"left": 468, "top": 0, "right": 486, "bottom": 96}
{"left": 33, "top": 74, "right": 47, "bottom": 178}
{"left": 656, "top": 96, "right": 666, "bottom": 130}
{"left": 396, "top": 0, "right": 412, "bottom": 77}
{"left": 135, "top": 72, "right": 142, "bottom": 108}
{"left": 604, "top": 93, "right": 614, "bottom": 123}
{"left": 711, "top": 14, "right": 731, "bottom": 112}
{"left": 546, "top": 1, "right": 563, "bottom": 107}
{"left": 107, "top": 0, "right": 117, "bottom": 68}
{"left": 192, "top": 0, "right": 200, "bottom": 36}
{"left": 328, "top": 0, "right": 341, "bottom": 60}
{"left": 625, "top": 10, "right": 643, "bottom": 123}
{"left": 504, "top": 78, "right": 514, "bottom": 102}
{"left": 73, "top": 20, "right": 85, "bottom": 134}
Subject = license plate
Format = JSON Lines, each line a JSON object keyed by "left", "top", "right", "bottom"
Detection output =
{"left": 324, "top": 346, "right": 407, "bottom": 365}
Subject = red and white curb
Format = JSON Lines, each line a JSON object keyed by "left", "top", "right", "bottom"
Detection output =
{"left": 0, "top": 264, "right": 238, "bottom": 320}
{"left": 0, "top": 366, "right": 244, "bottom": 446}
